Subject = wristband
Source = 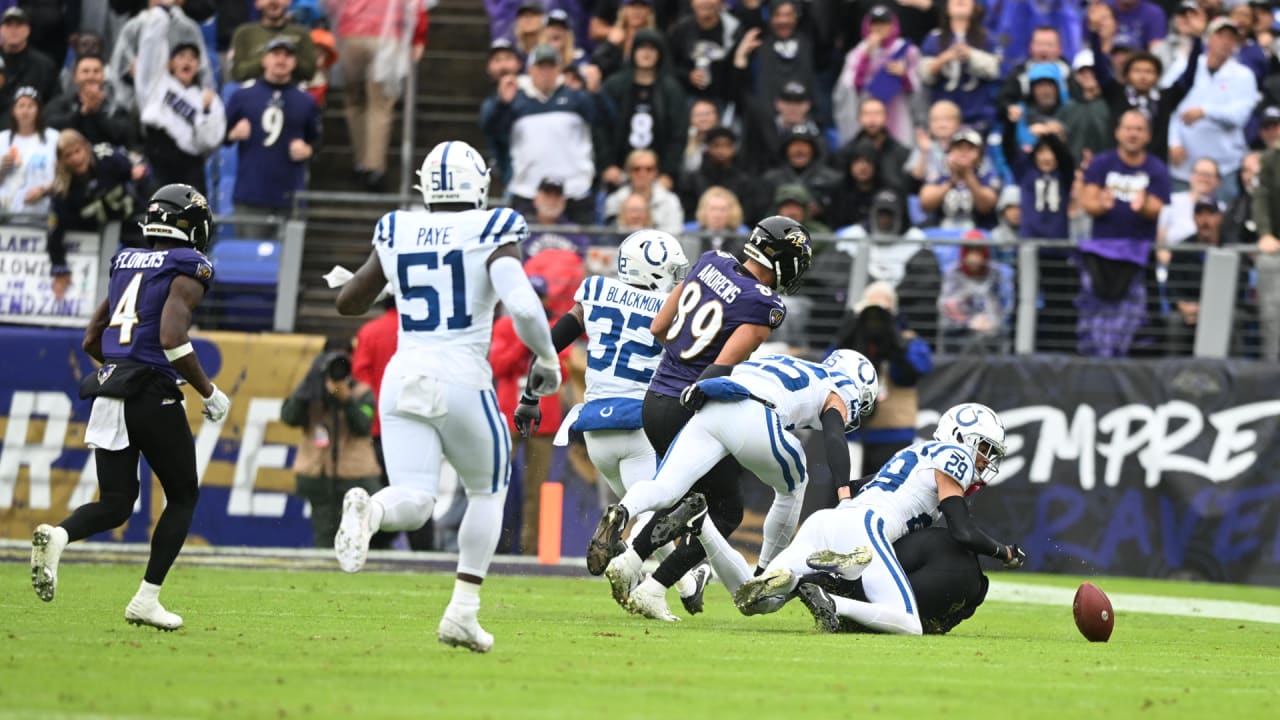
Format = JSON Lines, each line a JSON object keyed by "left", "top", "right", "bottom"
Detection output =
{"left": 164, "top": 342, "right": 195, "bottom": 362}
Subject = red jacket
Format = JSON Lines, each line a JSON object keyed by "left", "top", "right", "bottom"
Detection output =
{"left": 330, "top": 0, "right": 429, "bottom": 44}
{"left": 352, "top": 308, "right": 399, "bottom": 437}
{"left": 490, "top": 315, "right": 570, "bottom": 436}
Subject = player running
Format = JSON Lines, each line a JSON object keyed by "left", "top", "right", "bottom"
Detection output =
{"left": 662, "top": 402, "right": 1026, "bottom": 635}
{"left": 30, "top": 183, "right": 230, "bottom": 631}
{"left": 333, "top": 140, "right": 560, "bottom": 653}
{"left": 588, "top": 350, "right": 878, "bottom": 620}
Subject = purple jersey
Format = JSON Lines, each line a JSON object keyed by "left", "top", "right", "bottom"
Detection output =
{"left": 648, "top": 251, "right": 786, "bottom": 397}
{"left": 101, "top": 246, "right": 214, "bottom": 379}
{"left": 1081, "top": 149, "right": 1170, "bottom": 266}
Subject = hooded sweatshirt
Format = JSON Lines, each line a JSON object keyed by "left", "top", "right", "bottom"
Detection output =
{"left": 600, "top": 28, "right": 689, "bottom": 180}
{"left": 834, "top": 11, "right": 920, "bottom": 145}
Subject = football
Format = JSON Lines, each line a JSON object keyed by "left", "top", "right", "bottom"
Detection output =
{"left": 1073, "top": 582, "right": 1115, "bottom": 642}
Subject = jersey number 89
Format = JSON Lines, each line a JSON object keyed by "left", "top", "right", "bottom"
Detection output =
{"left": 666, "top": 283, "right": 724, "bottom": 360}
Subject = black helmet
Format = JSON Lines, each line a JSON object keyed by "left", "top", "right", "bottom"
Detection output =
{"left": 143, "top": 183, "right": 213, "bottom": 253}
{"left": 743, "top": 215, "right": 812, "bottom": 295}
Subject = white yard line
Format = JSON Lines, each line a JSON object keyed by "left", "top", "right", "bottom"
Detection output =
{"left": 988, "top": 580, "right": 1280, "bottom": 624}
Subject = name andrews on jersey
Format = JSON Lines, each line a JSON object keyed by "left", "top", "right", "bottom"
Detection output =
{"left": 695, "top": 261, "right": 742, "bottom": 303}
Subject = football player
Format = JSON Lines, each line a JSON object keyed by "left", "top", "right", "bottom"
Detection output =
{"left": 589, "top": 350, "right": 877, "bottom": 621}
{"left": 665, "top": 402, "right": 1025, "bottom": 635}
{"left": 586, "top": 216, "right": 814, "bottom": 621}
{"left": 31, "top": 183, "right": 231, "bottom": 631}
{"left": 333, "top": 140, "right": 560, "bottom": 653}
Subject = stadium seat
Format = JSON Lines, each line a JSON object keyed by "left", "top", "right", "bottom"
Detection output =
{"left": 204, "top": 239, "right": 281, "bottom": 331}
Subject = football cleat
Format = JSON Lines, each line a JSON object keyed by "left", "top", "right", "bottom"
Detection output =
{"left": 586, "top": 504, "right": 629, "bottom": 576}
{"left": 335, "top": 487, "right": 375, "bottom": 573}
{"left": 125, "top": 597, "right": 183, "bottom": 631}
{"left": 650, "top": 493, "right": 708, "bottom": 548}
{"left": 806, "top": 547, "right": 873, "bottom": 581}
{"left": 733, "top": 567, "right": 796, "bottom": 615}
{"left": 678, "top": 563, "right": 712, "bottom": 615}
{"left": 438, "top": 614, "right": 495, "bottom": 653}
{"left": 796, "top": 582, "right": 842, "bottom": 633}
{"left": 626, "top": 576, "right": 680, "bottom": 622}
{"left": 30, "top": 524, "right": 68, "bottom": 603}
{"left": 604, "top": 547, "right": 643, "bottom": 609}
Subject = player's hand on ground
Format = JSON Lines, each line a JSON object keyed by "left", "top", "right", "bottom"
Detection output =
{"left": 526, "top": 357, "right": 561, "bottom": 397}
{"left": 679, "top": 383, "right": 707, "bottom": 412}
{"left": 513, "top": 394, "right": 542, "bottom": 439}
{"left": 202, "top": 384, "right": 231, "bottom": 422}
{"left": 1003, "top": 544, "right": 1027, "bottom": 570}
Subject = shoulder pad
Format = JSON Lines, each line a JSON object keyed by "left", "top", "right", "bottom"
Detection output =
{"left": 476, "top": 207, "right": 528, "bottom": 248}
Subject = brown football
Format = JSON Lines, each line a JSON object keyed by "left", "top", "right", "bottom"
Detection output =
{"left": 1073, "top": 581, "right": 1115, "bottom": 642}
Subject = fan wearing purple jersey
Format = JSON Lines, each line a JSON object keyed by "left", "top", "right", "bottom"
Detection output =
{"left": 587, "top": 214, "right": 813, "bottom": 621}
{"left": 29, "top": 183, "right": 230, "bottom": 632}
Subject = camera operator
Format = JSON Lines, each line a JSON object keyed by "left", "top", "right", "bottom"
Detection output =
{"left": 281, "top": 340, "right": 382, "bottom": 548}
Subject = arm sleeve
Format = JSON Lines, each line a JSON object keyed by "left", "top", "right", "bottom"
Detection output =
{"left": 488, "top": 254, "right": 557, "bottom": 362}
{"left": 939, "top": 495, "right": 1006, "bottom": 559}
{"left": 695, "top": 363, "right": 734, "bottom": 382}
{"left": 550, "top": 310, "right": 585, "bottom": 353}
{"left": 820, "top": 407, "right": 852, "bottom": 490}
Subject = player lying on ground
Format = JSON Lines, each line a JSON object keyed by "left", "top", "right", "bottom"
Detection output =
{"left": 657, "top": 403, "right": 1025, "bottom": 635}
{"left": 587, "top": 350, "right": 880, "bottom": 620}
{"left": 333, "top": 141, "right": 559, "bottom": 653}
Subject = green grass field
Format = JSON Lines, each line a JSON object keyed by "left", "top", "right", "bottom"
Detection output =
{"left": 2, "top": 564, "right": 1278, "bottom": 720}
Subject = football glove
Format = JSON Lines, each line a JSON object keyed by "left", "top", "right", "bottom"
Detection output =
{"left": 679, "top": 383, "right": 707, "bottom": 412}
{"left": 526, "top": 357, "right": 561, "bottom": 398}
{"left": 202, "top": 384, "right": 230, "bottom": 422}
{"left": 513, "top": 393, "right": 542, "bottom": 439}
{"left": 1003, "top": 544, "right": 1027, "bottom": 570}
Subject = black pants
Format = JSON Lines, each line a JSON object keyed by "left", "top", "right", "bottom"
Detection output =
{"left": 635, "top": 391, "right": 745, "bottom": 587}
{"left": 60, "top": 378, "right": 199, "bottom": 586}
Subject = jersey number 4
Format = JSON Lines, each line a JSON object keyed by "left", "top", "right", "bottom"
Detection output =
{"left": 108, "top": 272, "right": 144, "bottom": 345}
{"left": 587, "top": 306, "right": 661, "bottom": 383}
{"left": 397, "top": 251, "right": 472, "bottom": 331}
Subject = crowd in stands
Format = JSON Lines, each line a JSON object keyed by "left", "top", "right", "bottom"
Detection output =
{"left": 479, "top": 0, "right": 1280, "bottom": 361}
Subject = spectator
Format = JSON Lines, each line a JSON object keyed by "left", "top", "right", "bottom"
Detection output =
{"left": 1003, "top": 61, "right": 1069, "bottom": 178}
{"left": 307, "top": 25, "right": 339, "bottom": 108}
{"left": 739, "top": 79, "right": 819, "bottom": 174}
{"left": 997, "top": 26, "right": 1070, "bottom": 136}
{"left": 480, "top": 39, "right": 522, "bottom": 187}
{"left": 991, "top": 2, "right": 1082, "bottom": 76}
{"left": 918, "top": 0, "right": 1001, "bottom": 131}
{"left": 1157, "top": 157, "right": 1219, "bottom": 254}
{"left": 827, "top": 141, "right": 885, "bottom": 231}
{"left": 1058, "top": 49, "right": 1114, "bottom": 164}
{"left": 1109, "top": 0, "right": 1167, "bottom": 54}
{"left": 511, "top": 0, "right": 546, "bottom": 57}
{"left": 603, "top": 148, "right": 684, "bottom": 234}
{"left": 1168, "top": 17, "right": 1259, "bottom": 205}
{"left": 1252, "top": 135, "right": 1280, "bottom": 360}
{"left": 109, "top": 2, "right": 213, "bottom": 115}
{"left": 57, "top": 32, "right": 107, "bottom": 97}
{"left": 8, "top": 0, "right": 71, "bottom": 69}
{"left": 992, "top": 184, "right": 1020, "bottom": 247}
{"left": 0, "top": 7, "right": 56, "bottom": 110}
{"left": 329, "top": 0, "right": 428, "bottom": 191}
{"left": 834, "top": 97, "right": 911, "bottom": 192}
{"left": 523, "top": 177, "right": 590, "bottom": 257}
{"left": 667, "top": 0, "right": 743, "bottom": 110}
{"left": 229, "top": 0, "right": 318, "bottom": 85}
{"left": 841, "top": 188, "right": 929, "bottom": 296}
{"left": 224, "top": 37, "right": 321, "bottom": 234}
{"left": 280, "top": 345, "right": 382, "bottom": 549}
{"left": 600, "top": 28, "right": 687, "bottom": 189}
{"left": 938, "top": 236, "right": 1012, "bottom": 354}
{"left": 542, "top": 9, "right": 588, "bottom": 69}
{"left": 732, "top": 0, "right": 816, "bottom": 107}
{"left": 1252, "top": 105, "right": 1280, "bottom": 152}
{"left": 833, "top": 4, "right": 920, "bottom": 148}
{"left": 482, "top": 44, "right": 604, "bottom": 225}
{"left": 45, "top": 54, "right": 132, "bottom": 147}
{"left": 1078, "top": 109, "right": 1170, "bottom": 357}
{"left": 0, "top": 86, "right": 57, "bottom": 218}
{"left": 47, "top": 130, "right": 144, "bottom": 299}
{"left": 1224, "top": 150, "right": 1260, "bottom": 247}
{"left": 1162, "top": 198, "right": 1243, "bottom": 355}
{"left": 919, "top": 127, "right": 1000, "bottom": 231}
{"left": 905, "top": 98, "right": 962, "bottom": 190}
{"left": 773, "top": 182, "right": 831, "bottom": 235}
{"left": 134, "top": 14, "right": 225, "bottom": 195}
{"left": 614, "top": 190, "right": 654, "bottom": 232}
{"left": 1020, "top": 133, "right": 1073, "bottom": 242}
{"left": 589, "top": 0, "right": 657, "bottom": 80}
{"left": 685, "top": 184, "right": 747, "bottom": 257}
{"left": 681, "top": 97, "right": 719, "bottom": 174}
{"left": 677, "top": 125, "right": 761, "bottom": 221}
{"left": 761, "top": 124, "right": 840, "bottom": 220}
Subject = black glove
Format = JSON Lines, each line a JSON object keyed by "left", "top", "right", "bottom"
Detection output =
{"left": 513, "top": 393, "right": 542, "bottom": 439}
{"left": 753, "top": 565, "right": 766, "bottom": 577}
{"left": 679, "top": 383, "right": 707, "bottom": 412}
{"left": 1003, "top": 543, "right": 1027, "bottom": 570}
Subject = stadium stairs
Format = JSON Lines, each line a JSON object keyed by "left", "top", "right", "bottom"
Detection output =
{"left": 295, "top": 0, "right": 492, "bottom": 337}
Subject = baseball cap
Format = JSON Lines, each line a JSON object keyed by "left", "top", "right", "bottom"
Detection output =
{"left": 774, "top": 183, "right": 812, "bottom": 207}
{"left": 517, "top": 0, "right": 546, "bottom": 15}
{"left": 546, "top": 8, "right": 571, "bottom": 28}
{"left": 621, "top": 0, "right": 654, "bottom": 6}
{"left": 263, "top": 36, "right": 298, "bottom": 54}
{"left": 1261, "top": 105, "right": 1280, "bottom": 126}
{"left": 779, "top": 81, "right": 811, "bottom": 103}
{"left": 1194, "top": 198, "right": 1225, "bottom": 214}
{"left": 1072, "top": 49, "right": 1095, "bottom": 72}
{"left": 783, "top": 124, "right": 821, "bottom": 149}
{"left": 529, "top": 44, "right": 560, "bottom": 66}
{"left": 170, "top": 41, "right": 201, "bottom": 58}
{"left": 1176, "top": 0, "right": 1200, "bottom": 12}
{"left": 488, "top": 38, "right": 517, "bottom": 57}
{"left": 1, "top": 7, "right": 28, "bottom": 24}
{"left": 950, "top": 127, "right": 983, "bottom": 149}
{"left": 705, "top": 126, "right": 738, "bottom": 144}
{"left": 1208, "top": 16, "right": 1240, "bottom": 35}
{"left": 868, "top": 4, "right": 894, "bottom": 22}
{"left": 537, "top": 177, "right": 565, "bottom": 194}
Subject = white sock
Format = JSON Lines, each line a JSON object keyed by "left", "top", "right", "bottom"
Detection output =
{"left": 830, "top": 595, "right": 923, "bottom": 636}
{"left": 456, "top": 492, "right": 505, "bottom": 579}
{"left": 372, "top": 487, "right": 432, "bottom": 531}
{"left": 758, "top": 490, "right": 801, "bottom": 568}
{"left": 135, "top": 580, "right": 161, "bottom": 602}
{"left": 695, "top": 520, "right": 751, "bottom": 595}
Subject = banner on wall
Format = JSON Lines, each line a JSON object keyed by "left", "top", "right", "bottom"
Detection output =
{"left": 0, "top": 227, "right": 100, "bottom": 327}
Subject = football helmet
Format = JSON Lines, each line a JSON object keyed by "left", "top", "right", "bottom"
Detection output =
{"left": 142, "top": 183, "right": 212, "bottom": 253}
{"left": 415, "top": 140, "right": 490, "bottom": 210}
{"left": 821, "top": 349, "right": 879, "bottom": 431}
{"left": 742, "top": 215, "right": 812, "bottom": 295}
{"left": 934, "top": 403, "right": 1007, "bottom": 489}
{"left": 617, "top": 229, "right": 690, "bottom": 293}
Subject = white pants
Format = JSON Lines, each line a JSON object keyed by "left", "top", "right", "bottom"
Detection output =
{"left": 583, "top": 428, "right": 657, "bottom": 499}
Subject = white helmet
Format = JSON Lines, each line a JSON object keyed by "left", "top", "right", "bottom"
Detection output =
{"left": 934, "top": 403, "right": 1007, "bottom": 487}
{"left": 617, "top": 229, "right": 690, "bottom": 293}
{"left": 821, "top": 349, "right": 879, "bottom": 430}
{"left": 415, "top": 140, "right": 490, "bottom": 210}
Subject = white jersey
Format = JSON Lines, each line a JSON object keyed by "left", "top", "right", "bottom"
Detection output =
{"left": 576, "top": 275, "right": 666, "bottom": 402}
{"left": 373, "top": 206, "right": 527, "bottom": 388}
{"left": 731, "top": 354, "right": 844, "bottom": 431}
{"left": 850, "top": 440, "right": 980, "bottom": 543}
